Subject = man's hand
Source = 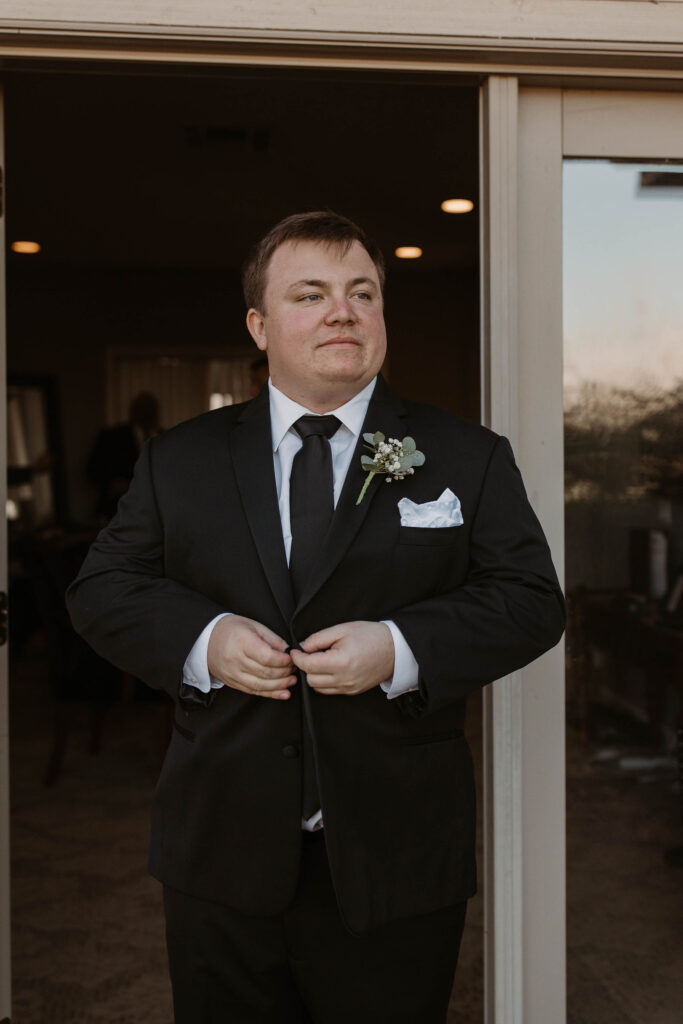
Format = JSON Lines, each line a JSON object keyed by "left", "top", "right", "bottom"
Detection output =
{"left": 291, "top": 621, "right": 395, "bottom": 696}
{"left": 207, "top": 616, "right": 296, "bottom": 700}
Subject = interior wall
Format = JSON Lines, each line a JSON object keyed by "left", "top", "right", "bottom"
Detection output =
{"left": 5, "top": 66, "right": 480, "bottom": 523}
{"left": 7, "top": 267, "right": 240, "bottom": 522}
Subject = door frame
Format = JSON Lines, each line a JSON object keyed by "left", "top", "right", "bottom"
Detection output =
{"left": 482, "top": 80, "right": 568, "bottom": 1023}
{"left": 509, "top": 84, "right": 683, "bottom": 1024}
{"left": 1, "top": 36, "right": 683, "bottom": 1023}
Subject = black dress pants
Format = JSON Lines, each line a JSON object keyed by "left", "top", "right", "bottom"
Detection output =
{"left": 164, "top": 831, "right": 467, "bottom": 1024}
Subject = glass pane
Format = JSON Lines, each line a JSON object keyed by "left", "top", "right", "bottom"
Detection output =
{"left": 564, "top": 161, "right": 683, "bottom": 1021}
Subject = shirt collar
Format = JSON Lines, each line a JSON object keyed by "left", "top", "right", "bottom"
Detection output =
{"left": 268, "top": 377, "right": 377, "bottom": 453}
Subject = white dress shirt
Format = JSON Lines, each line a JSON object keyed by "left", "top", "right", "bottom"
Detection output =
{"left": 182, "top": 376, "right": 420, "bottom": 828}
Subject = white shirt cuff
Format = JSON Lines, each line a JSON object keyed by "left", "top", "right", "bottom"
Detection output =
{"left": 182, "top": 613, "right": 231, "bottom": 692}
{"left": 379, "top": 620, "right": 420, "bottom": 698}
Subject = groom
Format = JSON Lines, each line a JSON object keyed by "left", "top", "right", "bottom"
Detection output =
{"left": 67, "top": 211, "right": 565, "bottom": 1022}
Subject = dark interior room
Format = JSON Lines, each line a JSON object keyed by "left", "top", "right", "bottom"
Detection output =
{"left": 5, "top": 65, "right": 484, "bottom": 1022}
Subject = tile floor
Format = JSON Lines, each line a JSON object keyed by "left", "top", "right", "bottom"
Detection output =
{"left": 8, "top": 649, "right": 682, "bottom": 1023}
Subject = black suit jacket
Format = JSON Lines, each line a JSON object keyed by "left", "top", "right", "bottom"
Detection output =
{"left": 66, "top": 376, "right": 565, "bottom": 933}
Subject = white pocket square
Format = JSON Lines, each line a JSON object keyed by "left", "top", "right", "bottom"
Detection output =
{"left": 397, "top": 488, "right": 463, "bottom": 528}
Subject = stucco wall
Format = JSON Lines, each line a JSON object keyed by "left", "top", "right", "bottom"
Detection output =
{"left": 1, "top": 0, "right": 683, "bottom": 45}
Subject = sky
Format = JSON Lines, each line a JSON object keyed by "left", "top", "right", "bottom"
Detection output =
{"left": 563, "top": 160, "right": 683, "bottom": 398}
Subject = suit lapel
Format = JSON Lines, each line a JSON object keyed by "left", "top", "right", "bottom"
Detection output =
{"left": 295, "top": 376, "right": 408, "bottom": 612}
{"left": 230, "top": 389, "right": 295, "bottom": 625}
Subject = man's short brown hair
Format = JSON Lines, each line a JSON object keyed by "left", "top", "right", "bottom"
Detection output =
{"left": 242, "top": 211, "right": 386, "bottom": 312}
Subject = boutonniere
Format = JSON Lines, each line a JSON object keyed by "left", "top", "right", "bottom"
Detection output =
{"left": 356, "top": 432, "right": 426, "bottom": 505}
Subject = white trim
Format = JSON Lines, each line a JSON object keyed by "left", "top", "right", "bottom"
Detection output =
{"left": 480, "top": 75, "right": 525, "bottom": 1024}
{"left": 517, "top": 87, "right": 567, "bottom": 1023}
{"left": 1, "top": 20, "right": 683, "bottom": 57}
{"left": 1, "top": 23, "right": 683, "bottom": 81}
{"left": 563, "top": 88, "right": 683, "bottom": 157}
{"left": 481, "top": 79, "right": 568, "bottom": 1024}
{"left": 480, "top": 76, "right": 519, "bottom": 444}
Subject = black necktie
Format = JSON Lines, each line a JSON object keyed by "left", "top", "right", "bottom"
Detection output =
{"left": 289, "top": 414, "right": 341, "bottom": 600}
{"left": 289, "top": 414, "right": 341, "bottom": 820}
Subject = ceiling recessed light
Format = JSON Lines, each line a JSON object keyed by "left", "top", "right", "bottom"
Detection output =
{"left": 11, "top": 240, "right": 41, "bottom": 254}
{"left": 440, "top": 198, "right": 474, "bottom": 214}
{"left": 394, "top": 246, "right": 422, "bottom": 260}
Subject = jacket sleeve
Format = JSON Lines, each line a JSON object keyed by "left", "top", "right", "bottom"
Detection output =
{"left": 391, "top": 436, "right": 566, "bottom": 714}
{"left": 66, "top": 439, "right": 227, "bottom": 701}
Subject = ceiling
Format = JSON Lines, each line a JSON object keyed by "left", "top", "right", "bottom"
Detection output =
{"left": 4, "top": 66, "right": 479, "bottom": 276}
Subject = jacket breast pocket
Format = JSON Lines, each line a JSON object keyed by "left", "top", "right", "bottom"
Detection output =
{"left": 391, "top": 525, "right": 463, "bottom": 604}
{"left": 397, "top": 525, "right": 461, "bottom": 546}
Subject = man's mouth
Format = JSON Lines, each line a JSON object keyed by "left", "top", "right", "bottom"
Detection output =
{"left": 319, "top": 337, "right": 360, "bottom": 347}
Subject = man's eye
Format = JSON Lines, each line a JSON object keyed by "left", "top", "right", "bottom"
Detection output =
{"left": 354, "top": 291, "right": 372, "bottom": 301}
{"left": 300, "top": 293, "right": 321, "bottom": 302}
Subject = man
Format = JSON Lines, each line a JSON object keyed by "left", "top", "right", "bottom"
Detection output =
{"left": 67, "top": 212, "right": 565, "bottom": 1022}
{"left": 85, "top": 391, "right": 162, "bottom": 520}
{"left": 249, "top": 354, "right": 270, "bottom": 397}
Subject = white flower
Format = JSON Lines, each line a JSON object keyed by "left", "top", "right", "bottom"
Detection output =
{"left": 356, "top": 431, "right": 426, "bottom": 505}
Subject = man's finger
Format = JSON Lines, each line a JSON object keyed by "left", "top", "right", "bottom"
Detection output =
{"left": 305, "top": 675, "right": 341, "bottom": 690}
{"left": 298, "top": 624, "right": 347, "bottom": 653}
{"left": 244, "top": 636, "right": 293, "bottom": 668}
{"left": 233, "top": 671, "right": 297, "bottom": 698}
{"left": 244, "top": 650, "right": 293, "bottom": 678}
{"left": 243, "top": 683, "right": 295, "bottom": 701}
{"left": 291, "top": 648, "right": 343, "bottom": 675}
{"left": 255, "top": 645, "right": 294, "bottom": 668}
{"left": 238, "top": 666, "right": 297, "bottom": 689}
{"left": 251, "top": 621, "right": 290, "bottom": 652}
{"left": 306, "top": 675, "right": 359, "bottom": 695}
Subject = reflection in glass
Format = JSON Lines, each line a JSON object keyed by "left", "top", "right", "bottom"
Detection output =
{"left": 564, "top": 161, "right": 683, "bottom": 1020}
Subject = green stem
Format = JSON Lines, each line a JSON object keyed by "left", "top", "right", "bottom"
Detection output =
{"left": 356, "top": 471, "right": 376, "bottom": 505}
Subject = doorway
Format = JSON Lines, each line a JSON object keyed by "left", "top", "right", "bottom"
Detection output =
{"left": 4, "top": 65, "right": 482, "bottom": 1021}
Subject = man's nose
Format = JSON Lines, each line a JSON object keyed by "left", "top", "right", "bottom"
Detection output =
{"left": 325, "top": 296, "right": 357, "bottom": 323}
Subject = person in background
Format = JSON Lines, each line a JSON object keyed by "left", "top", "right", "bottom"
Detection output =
{"left": 250, "top": 354, "right": 270, "bottom": 397}
{"left": 86, "top": 392, "right": 162, "bottom": 521}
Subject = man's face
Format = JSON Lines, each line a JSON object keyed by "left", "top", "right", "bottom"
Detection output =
{"left": 246, "top": 239, "right": 387, "bottom": 412}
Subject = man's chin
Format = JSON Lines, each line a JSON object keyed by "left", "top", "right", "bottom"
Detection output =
{"left": 297, "top": 368, "right": 377, "bottom": 411}
{"left": 315, "top": 350, "right": 376, "bottom": 384}
{"left": 317, "top": 367, "right": 375, "bottom": 392}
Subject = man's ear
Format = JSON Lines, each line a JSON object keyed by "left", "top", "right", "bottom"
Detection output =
{"left": 246, "top": 308, "right": 267, "bottom": 351}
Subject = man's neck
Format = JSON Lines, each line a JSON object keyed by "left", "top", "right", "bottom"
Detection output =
{"left": 268, "top": 378, "right": 374, "bottom": 414}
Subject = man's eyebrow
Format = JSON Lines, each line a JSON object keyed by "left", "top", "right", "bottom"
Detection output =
{"left": 286, "top": 277, "right": 377, "bottom": 290}
{"left": 287, "top": 279, "right": 327, "bottom": 290}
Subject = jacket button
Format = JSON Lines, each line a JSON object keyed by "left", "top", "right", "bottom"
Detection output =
{"left": 282, "top": 744, "right": 299, "bottom": 759}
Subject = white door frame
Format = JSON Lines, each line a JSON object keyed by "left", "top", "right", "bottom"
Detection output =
{"left": 480, "top": 77, "right": 567, "bottom": 1024}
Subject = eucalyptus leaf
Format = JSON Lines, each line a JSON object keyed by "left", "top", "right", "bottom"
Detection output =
{"left": 372, "top": 431, "right": 385, "bottom": 445}
{"left": 398, "top": 455, "right": 413, "bottom": 472}
{"left": 411, "top": 451, "right": 426, "bottom": 467}
{"left": 363, "top": 432, "right": 377, "bottom": 445}
{"left": 361, "top": 455, "right": 376, "bottom": 469}
{"left": 402, "top": 437, "right": 416, "bottom": 454}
